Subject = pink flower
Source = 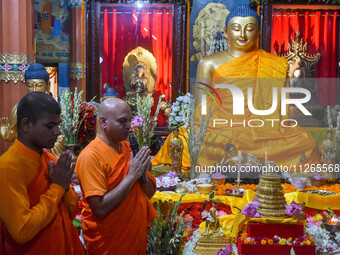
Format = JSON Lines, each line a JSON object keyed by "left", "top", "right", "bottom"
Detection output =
{"left": 241, "top": 199, "right": 261, "bottom": 217}
{"left": 216, "top": 245, "right": 232, "bottom": 255}
{"left": 285, "top": 202, "right": 301, "bottom": 216}
{"left": 183, "top": 214, "right": 193, "bottom": 223}
{"left": 218, "top": 210, "right": 227, "bottom": 217}
{"left": 131, "top": 116, "right": 144, "bottom": 128}
{"left": 201, "top": 210, "right": 209, "bottom": 219}
{"left": 311, "top": 172, "right": 324, "bottom": 180}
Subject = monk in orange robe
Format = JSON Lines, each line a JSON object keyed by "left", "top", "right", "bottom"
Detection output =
{"left": 153, "top": 5, "right": 320, "bottom": 169}
{"left": 76, "top": 98, "right": 157, "bottom": 255}
{"left": 0, "top": 92, "right": 84, "bottom": 254}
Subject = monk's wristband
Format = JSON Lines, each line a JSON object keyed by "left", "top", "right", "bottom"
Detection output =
{"left": 140, "top": 173, "right": 148, "bottom": 184}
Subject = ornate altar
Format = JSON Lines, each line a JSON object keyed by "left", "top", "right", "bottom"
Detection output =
{"left": 277, "top": 29, "right": 325, "bottom": 127}
{"left": 123, "top": 47, "right": 157, "bottom": 115}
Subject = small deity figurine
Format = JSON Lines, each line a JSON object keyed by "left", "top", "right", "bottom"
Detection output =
{"left": 321, "top": 130, "right": 337, "bottom": 165}
{"left": 169, "top": 128, "right": 184, "bottom": 176}
{"left": 220, "top": 143, "right": 261, "bottom": 167}
{"left": 130, "top": 65, "right": 149, "bottom": 96}
{"left": 202, "top": 207, "right": 224, "bottom": 237}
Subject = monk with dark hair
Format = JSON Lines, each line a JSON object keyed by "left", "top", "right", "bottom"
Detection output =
{"left": 0, "top": 92, "right": 84, "bottom": 255}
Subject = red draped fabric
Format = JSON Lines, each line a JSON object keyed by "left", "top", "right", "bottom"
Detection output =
{"left": 271, "top": 9, "right": 339, "bottom": 106}
{"left": 101, "top": 6, "right": 173, "bottom": 126}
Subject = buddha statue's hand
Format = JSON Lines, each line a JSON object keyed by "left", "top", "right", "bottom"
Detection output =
{"left": 0, "top": 117, "right": 16, "bottom": 142}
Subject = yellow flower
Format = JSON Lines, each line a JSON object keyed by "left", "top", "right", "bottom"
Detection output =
{"left": 279, "top": 238, "right": 286, "bottom": 245}
{"left": 306, "top": 240, "right": 312, "bottom": 245}
{"left": 314, "top": 213, "right": 323, "bottom": 221}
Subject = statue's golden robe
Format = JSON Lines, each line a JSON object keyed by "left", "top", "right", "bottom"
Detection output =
{"left": 152, "top": 49, "right": 320, "bottom": 167}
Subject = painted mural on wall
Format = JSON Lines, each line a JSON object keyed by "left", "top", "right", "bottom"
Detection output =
{"left": 34, "top": 0, "right": 70, "bottom": 63}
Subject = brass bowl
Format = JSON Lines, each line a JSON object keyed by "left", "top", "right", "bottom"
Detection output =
{"left": 196, "top": 184, "right": 213, "bottom": 195}
{"left": 323, "top": 218, "right": 340, "bottom": 242}
{"left": 211, "top": 177, "right": 226, "bottom": 185}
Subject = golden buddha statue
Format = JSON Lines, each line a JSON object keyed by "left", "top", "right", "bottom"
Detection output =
{"left": 321, "top": 130, "right": 337, "bottom": 165}
{"left": 169, "top": 128, "right": 184, "bottom": 176}
{"left": 0, "top": 63, "right": 64, "bottom": 157}
{"left": 152, "top": 4, "right": 320, "bottom": 169}
{"left": 203, "top": 207, "right": 224, "bottom": 237}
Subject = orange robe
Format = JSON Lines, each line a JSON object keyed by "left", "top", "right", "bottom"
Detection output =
{"left": 0, "top": 139, "right": 84, "bottom": 255}
{"left": 75, "top": 136, "right": 158, "bottom": 255}
{"left": 152, "top": 49, "right": 320, "bottom": 167}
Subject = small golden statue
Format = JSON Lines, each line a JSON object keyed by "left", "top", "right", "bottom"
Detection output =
{"left": 321, "top": 130, "right": 337, "bottom": 165}
{"left": 123, "top": 47, "right": 157, "bottom": 116}
{"left": 194, "top": 206, "right": 231, "bottom": 255}
{"left": 169, "top": 128, "right": 184, "bottom": 176}
{"left": 202, "top": 207, "right": 224, "bottom": 237}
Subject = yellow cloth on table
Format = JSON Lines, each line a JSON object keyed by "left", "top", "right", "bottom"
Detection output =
{"left": 285, "top": 191, "right": 340, "bottom": 210}
{"left": 200, "top": 211, "right": 305, "bottom": 239}
{"left": 152, "top": 49, "right": 320, "bottom": 167}
{"left": 151, "top": 189, "right": 255, "bottom": 210}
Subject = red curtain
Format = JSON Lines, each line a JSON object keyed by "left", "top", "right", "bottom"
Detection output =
{"left": 271, "top": 9, "right": 338, "bottom": 106}
{"left": 101, "top": 6, "right": 173, "bottom": 125}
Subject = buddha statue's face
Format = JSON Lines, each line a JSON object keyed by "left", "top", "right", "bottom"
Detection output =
{"left": 226, "top": 16, "right": 259, "bottom": 53}
{"left": 26, "top": 79, "right": 50, "bottom": 94}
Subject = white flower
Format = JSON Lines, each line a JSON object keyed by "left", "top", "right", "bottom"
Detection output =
{"left": 177, "top": 96, "right": 184, "bottom": 101}
{"left": 183, "top": 96, "right": 190, "bottom": 103}
{"left": 175, "top": 116, "right": 182, "bottom": 122}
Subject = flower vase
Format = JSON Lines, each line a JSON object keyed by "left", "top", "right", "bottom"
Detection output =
{"left": 189, "top": 163, "right": 198, "bottom": 179}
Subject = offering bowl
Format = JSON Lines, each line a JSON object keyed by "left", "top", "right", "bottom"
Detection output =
{"left": 323, "top": 217, "right": 340, "bottom": 243}
{"left": 196, "top": 184, "right": 213, "bottom": 195}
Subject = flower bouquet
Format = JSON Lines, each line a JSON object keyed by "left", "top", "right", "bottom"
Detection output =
{"left": 78, "top": 101, "right": 98, "bottom": 144}
{"left": 168, "top": 93, "right": 193, "bottom": 129}
{"left": 59, "top": 88, "right": 84, "bottom": 145}
{"left": 130, "top": 93, "right": 162, "bottom": 149}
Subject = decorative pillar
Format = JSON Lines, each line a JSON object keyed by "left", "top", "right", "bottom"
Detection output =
{"left": 69, "top": 0, "right": 85, "bottom": 94}
{"left": 0, "top": 0, "right": 34, "bottom": 155}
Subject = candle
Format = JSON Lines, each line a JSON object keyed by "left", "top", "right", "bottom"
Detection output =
{"left": 237, "top": 151, "right": 241, "bottom": 182}
{"left": 265, "top": 150, "right": 268, "bottom": 167}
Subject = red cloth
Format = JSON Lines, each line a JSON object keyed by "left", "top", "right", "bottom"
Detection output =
{"left": 271, "top": 9, "right": 338, "bottom": 106}
{"left": 101, "top": 7, "right": 173, "bottom": 126}
{"left": 76, "top": 136, "right": 158, "bottom": 255}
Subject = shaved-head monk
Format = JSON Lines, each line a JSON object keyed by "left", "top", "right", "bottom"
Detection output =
{"left": 75, "top": 98, "right": 158, "bottom": 255}
{"left": 0, "top": 92, "right": 84, "bottom": 254}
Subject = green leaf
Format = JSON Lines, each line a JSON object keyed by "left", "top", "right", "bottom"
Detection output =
{"left": 214, "top": 198, "right": 222, "bottom": 204}
{"left": 209, "top": 191, "right": 215, "bottom": 200}
{"left": 290, "top": 247, "right": 296, "bottom": 255}
{"left": 73, "top": 218, "right": 82, "bottom": 228}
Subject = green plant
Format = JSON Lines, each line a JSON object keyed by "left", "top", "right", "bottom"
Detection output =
{"left": 147, "top": 194, "right": 186, "bottom": 255}
{"left": 131, "top": 93, "right": 162, "bottom": 149}
{"left": 60, "top": 88, "right": 83, "bottom": 145}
